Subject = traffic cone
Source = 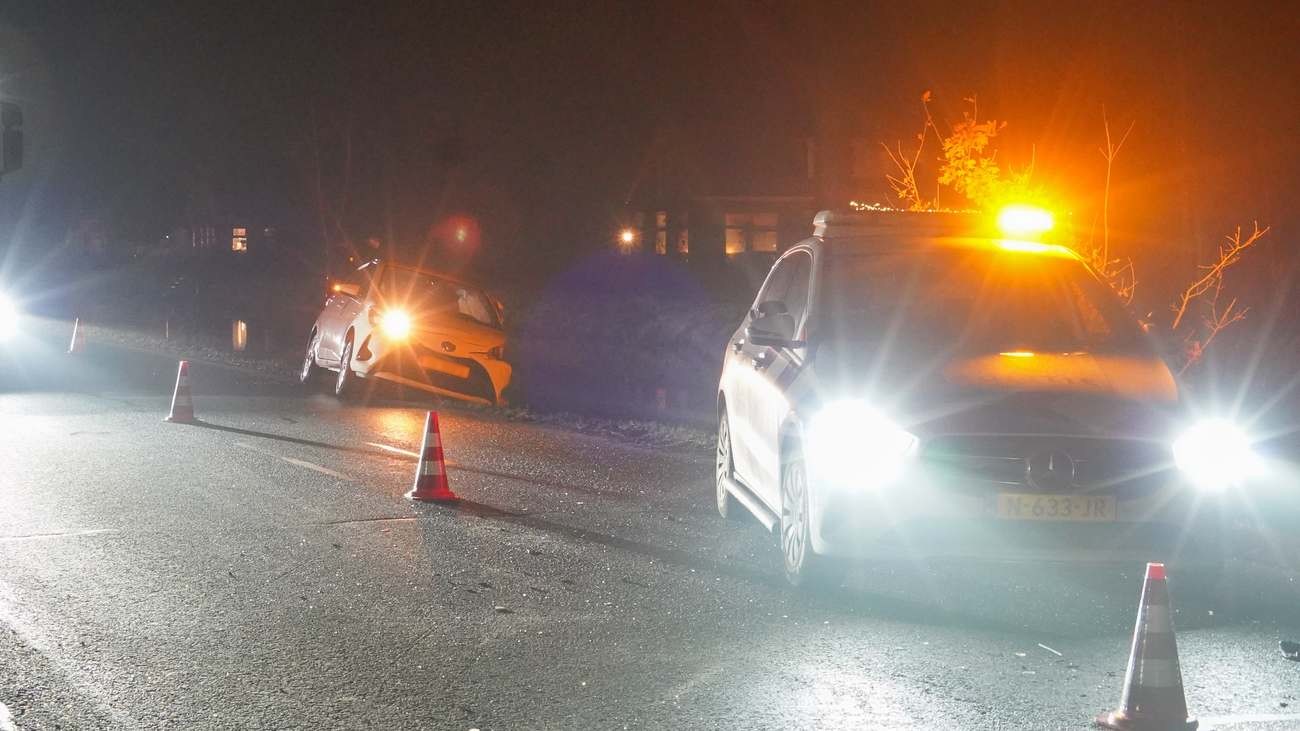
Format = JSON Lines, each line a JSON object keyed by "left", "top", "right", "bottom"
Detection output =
{"left": 405, "top": 411, "right": 457, "bottom": 502}
{"left": 67, "top": 318, "right": 86, "bottom": 354}
{"left": 165, "top": 360, "right": 196, "bottom": 424}
{"left": 1097, "top": 563, "right": 1198, "bottom": 730}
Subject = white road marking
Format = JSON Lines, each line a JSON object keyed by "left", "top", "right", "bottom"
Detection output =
{"left": 233, "top": 442, "right": 351, "bottom": 480}
{"left": 0, "top": 529, "right": 118, "bottom": 543}
{"left": 0, "top": 701, "right": 17, "bottom": 731}
{"left": 0, "top": 579, "right": 133, "bottom": 727}
{"left": 278, "top": 455, "right": 351, "bottom": 480}
{"left": 364, "top": 442, "right": 419, "bottom": 459}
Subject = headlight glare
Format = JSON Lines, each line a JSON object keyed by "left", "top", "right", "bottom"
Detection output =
{"left": 0, "top": 293, "right": 18, "bottom": 341}
{"left": 1172, "top": 419, "right": 1259, "bottom": 491}
{"left": 379, "top": 309, "right": 412, "bottom": 339}
{"left": 806, "top": 400, "right": 917, "bottom": 489}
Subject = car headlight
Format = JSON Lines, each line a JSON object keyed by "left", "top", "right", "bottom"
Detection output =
{"left": 805, "top": 399, "right": 918, "bottom": 489}
{"left": 0, "top": 292, "right": 18, "bottom": 341}
{"left": 1172, "top": 419, "right": 1259, "bottom": 491}
{"left": 378, "top": 309, "right": 412, "bottom": 339}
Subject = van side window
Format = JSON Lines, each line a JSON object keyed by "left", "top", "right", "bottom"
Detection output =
{"left": 781, "top": 253, "right": 812, "bottom": 327}
{"left": 755, "top": 257, "right": 794, "bottom": 311}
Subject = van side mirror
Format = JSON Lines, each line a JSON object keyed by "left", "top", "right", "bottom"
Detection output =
{"left": 746, "top": 311, "right": 803, "bottom": 349}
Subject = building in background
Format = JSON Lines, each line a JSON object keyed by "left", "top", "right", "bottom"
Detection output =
{"left": 166, "top": 222, "right": 278, "bottom": 255}
{"left": 621, "top": 118, "right": 878, "bottom": 273}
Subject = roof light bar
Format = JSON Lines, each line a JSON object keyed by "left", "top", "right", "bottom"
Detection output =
{"left": 997, "top": 205, "right": 1054, "bottom": 238}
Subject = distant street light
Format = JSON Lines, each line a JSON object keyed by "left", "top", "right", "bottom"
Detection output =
{"left": 618, "top": 228, "right": 636, "bottom": 251}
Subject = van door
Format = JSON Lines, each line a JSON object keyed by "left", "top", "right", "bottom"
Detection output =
{"left": 743, "top": 250, "right": 813, "bottom": 508}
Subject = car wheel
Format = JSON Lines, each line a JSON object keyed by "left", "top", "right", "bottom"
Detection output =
{"left": 334, "top": 337, "right": 357, "bottom": 399}
{"left": 299, "top": 329, "right": 322, "bottom": 387}
{"left": 780, "top": 448, "right": 844, "bottom": 590}
{"left": 715, "top": 409, "right": 741, "bottom": 520}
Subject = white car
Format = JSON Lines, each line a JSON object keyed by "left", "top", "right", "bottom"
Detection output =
{"left": 301, "top": 260, "right": 511, "bottom": 405}
{"left": 716, "top": 207, "right": 1262, "bottom": 587}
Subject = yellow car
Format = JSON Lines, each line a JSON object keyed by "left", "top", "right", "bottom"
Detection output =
{"left": 301, "top": 260, "right": 511, "bottom": 405}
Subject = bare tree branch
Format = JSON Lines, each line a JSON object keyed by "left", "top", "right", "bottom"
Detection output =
{"left": 882, "top": 93, "right": 937, "bottom": 210}
{"left": 1098, "top": 109, "right": 1135, "bottom": 270}
{"left": 1171, "top": 222, "right": 1269, "bottom": 331}
{"left": 1172, "top": 222, "right": 1270, "bottom": 373}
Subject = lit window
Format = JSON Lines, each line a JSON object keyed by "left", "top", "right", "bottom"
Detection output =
{"left": 752, "top": 212, "right": 778, "bottom": 252}
{"left": 231, "top": 320, "right": 248, "bottom": 351}
{"left": 654, "top": 211, "right": 668, "bottom": 255}
{"left": 676, "top": 216, "right": 689, "bottom": 255}
{"left": 725, "top": 213, "right": 748, "bottom": 255}
{"left": 231, "top": 227, "right": 248, "bottom": 253}
{"left": 724, "top": 212, "right": 779, "bottom": 254}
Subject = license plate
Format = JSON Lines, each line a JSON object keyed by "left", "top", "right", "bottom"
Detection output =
{"left": 996, "top": 493, "right": 1116, "bottom": 522}
{"left": 417, "top": 355, "right": 471, "bottom": 380}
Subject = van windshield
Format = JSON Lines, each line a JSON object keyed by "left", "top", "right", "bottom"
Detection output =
{"left": 822, "top": 249, "right": 1147, "bottom": 357}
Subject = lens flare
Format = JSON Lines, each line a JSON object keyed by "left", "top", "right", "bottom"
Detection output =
{"left": 806, "top": 400, "right": 918, "bottom": 489}
{"left": 1172, "top": 419, "right": 1259, "bottom": 491}
{"left": 0, "top": 293, "right": 18, "bottom": 340}
{"left": 997, "top": 204, "right": 1055, "bottom": 238}
{"left": 380, "top": 309, "right": 412, "bottom": 339}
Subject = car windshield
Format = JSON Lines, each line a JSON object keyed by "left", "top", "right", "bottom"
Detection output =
{"left": 377, "top": 266, "right": 499, "bottom": 328}
{"left": 822, "top": 247, "right": 1146, "bottom": 357}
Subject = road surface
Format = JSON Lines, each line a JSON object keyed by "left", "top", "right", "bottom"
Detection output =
{"left": 1, "top": 323, "right": 1299, "bottom": 729}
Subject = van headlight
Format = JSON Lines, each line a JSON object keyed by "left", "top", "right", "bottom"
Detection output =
{"left": 1172, "top": 419, "right": 1260, "bottom": 491}
{"left": 0, "top": 292, "right": 18, "bottom": 341}
{"left": 805, "top": 400, "right": 918, "bottom": 489}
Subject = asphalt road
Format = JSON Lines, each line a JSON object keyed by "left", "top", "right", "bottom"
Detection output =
{"left": 2, "top": 323, "right": 1300, "bottom": 730}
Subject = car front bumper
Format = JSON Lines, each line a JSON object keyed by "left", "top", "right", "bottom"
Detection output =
{"left": 352, "top": 332, "right": 512, "bottom": 405}
{"left": 809, "top": 464, "right": 1250, "bottom": 565}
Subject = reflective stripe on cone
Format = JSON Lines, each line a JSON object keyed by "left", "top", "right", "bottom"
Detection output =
{"left": 406, "top": 411, "right": 457, "bottom": 502}
{"left": 67, "top": 318, "right": 86, "bottom": 354}
{"left": 1097, "top": 562, "right": 1198, "bottom": 730}
{"left": 165, "top": 360, "right": 196, "bottom": 424}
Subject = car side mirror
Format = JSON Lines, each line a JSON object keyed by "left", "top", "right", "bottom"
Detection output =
{"left": 329, "top": 280, "right": 361, "bottom": 298}
{"left": 746, "top": 312, "right": 803, "bottom": 349}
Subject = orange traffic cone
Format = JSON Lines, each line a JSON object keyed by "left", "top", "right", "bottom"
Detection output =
{"left": 406, "top": 411, "right": 457, "bottom": 502}
{"left": 67, "top": 318, "right": 86, "bottom": 354}
{"left": 1097, "top": 563, "right": 1198, "bottom": 730}
{"left": 165, "top": 360, "right": 196, "bottom": 424}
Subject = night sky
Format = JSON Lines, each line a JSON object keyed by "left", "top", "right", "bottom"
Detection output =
{"left": 1, "top": 2, "right": 1298, "bottom": 286}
